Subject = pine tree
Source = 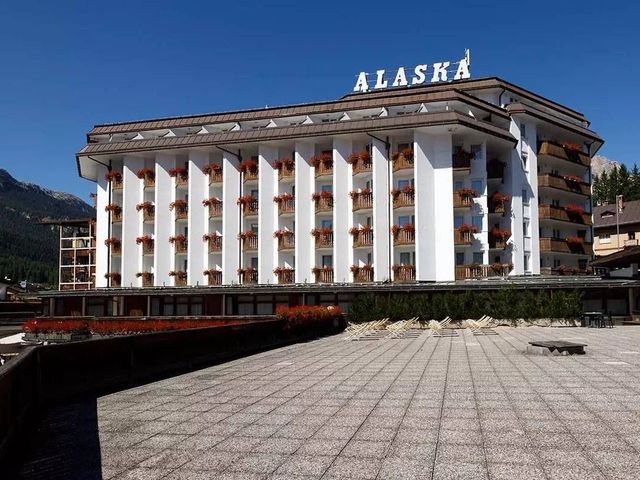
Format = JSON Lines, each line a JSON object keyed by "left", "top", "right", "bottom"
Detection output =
{"left": 630, "top": 164, "right": 640, "bottom": 201}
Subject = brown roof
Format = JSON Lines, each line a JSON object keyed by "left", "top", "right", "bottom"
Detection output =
{"left": 594, "top": 200, "right": 640, "bottom": 229}
{"left": 591, "top": 245, "right": 640, "bottom": 267}
{"left": 78, "top": 110, "right": 515, "bottom": 157}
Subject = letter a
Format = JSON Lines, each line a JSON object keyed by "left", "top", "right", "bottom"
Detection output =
{"left": 392, "top": 67, "right": 408, "bottom": 87}
{"left": 431, "top": 62, "right": 450, "bottom": 82}
{"left": 353, "top": 72, "right": 369, "bottom": 92}
{"left": 454, "top": 58, "right": 471, "bottom": 80}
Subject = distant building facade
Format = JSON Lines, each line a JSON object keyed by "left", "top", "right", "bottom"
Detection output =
{"left": 593, "top": 200, "right": 640, "bottom": 257}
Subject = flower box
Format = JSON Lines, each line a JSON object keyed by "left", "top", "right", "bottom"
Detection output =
{"left": 204, "top": 269, "right": 223, "bottom": 285}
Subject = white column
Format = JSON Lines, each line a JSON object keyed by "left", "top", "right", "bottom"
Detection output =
{"left": 121, "top": 157, "right": 143, "bottom": 287}
{"left": 154, "top": 153, "right": 175, "bottom": 286}
{"left": 258, "top": 145, "right": 278, "bottom": 284}
{"left": 527, "top": 126, "right": 541, "bottom": 274}
{"left": 295, "top": 141, "right": 315, "bottom": 283}
{"left": 415, "top": 131, "right": 454, "bottom": 281}
{"left": 372, "top": 138, "right": 390, "bottom": 281}
{"left": 95, "top": 164, "right": 110, "bottom": 288}
{"left": 222, "top": 152, "right": 240, "bottom": 284}
{"left": 187, "top": 150, "right": 208, "bottom": 286}
{"left": 333, "top": 138, "right": 352, "bottom": 283}
{"left": 508, "top": 120, "right": 525, "bottom": 275}
{"left": 476, "top": 142, "right": 489, "bottom": 264}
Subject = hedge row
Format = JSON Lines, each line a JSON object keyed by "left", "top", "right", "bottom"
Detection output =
{"left": 347, "top": 289, "right": 583, "bottom": 322}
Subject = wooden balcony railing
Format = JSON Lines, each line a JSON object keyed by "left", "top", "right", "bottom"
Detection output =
{"left": 315, "top": 161, "right": 333, "bottom": 177}
{"left": 540, "top": 238, "right": 594, "bottom": 255}
{"left": 174, "top": 205, "right": 188, "bottom": 220}
{"left": 353, "top": 268, "right": 374, "bottom": 283}
{"left": 209, "top": 170, "right": 223, "bottom": 184}
{"left": 243, "top": 236, "right": 258, "bottom": 251}
{"left": 452, "top": 151, "right": 472, "bottom": 170}
{"left": 243, "top": 169, "right": 259, "bottom": 182}
{"left": 538, "top": 174, "right": 590, "bottom": 196}
{"left": 393, "top": 230, "right": 415, "bottom": 246}
{"left": 279, "top": 164, "right": 295, "bottom": 180}
{"left": 353, "top": 230, "right": 373, "bottom": 248}
{"left": 454, "top": 229, "right": 474, "bottom": 245}
{"left": 240, "top": 269, "right": 258, "bottom": 284}
{"left": 453, "top": 191, "right": 474, "bottom": 208}
{"left": 315, "top": 231, "right": 334, "bottom": 248}
{"left": 208, "top": 202, "right": 223, "bottom": 218}
{"left": 278, "top": 198, "right": 295, "bottom": 215}
{"left": 539, "top": 205, "right": 592, "bottom": 225}
{"left": 276, "top": 269, "right": 295, "bottom": 284}
{"left": 108, "top": 243, "right": 121, "bottom": 255}
{"left": 111, "top": 177, "right": 123, "bottom": 190}
{"left": 278, "top": 232, "right": 295, "bottom": 251}
{"left": 143, "top": 176, "right": 155, "bottom": 188}
{"left": 140, "top": 274, "right": 154, "bottom": 287}
{"left": 207, "top": 236, "right": 222, "bottom": 253}
{"left": 172, "top": 273, "right": 187, "bottom": 286}
{"left": 455, "top": 264, "right": 511, "bottom": 280}
{"left": 315, "top": 196, "right": 333, "bottom": 213}
{"left": 392, "top": 153, "right": 414, "bottom": 172}
{"left": 243, "top": 199, "right": 259, "bottom": 216}
{"left": 393, "top": 191, "right": 414, "bottom": 209}
{"left": 176, "top": 175, "right": 188, "bottom": 187}
{"left": 352, "top": 192, "right": 373, "bottom": 211}
{"left": 393, "top": 265, "right": 415, "bottom": 283}
{"left": 206, "top": 271, "right": 223, "bottom": 285}
{"left": 143, "top": 208, "right": 155, "bottom": 222}
{"left": 352, "top": 157, "right": 372, "bottom": 175}
{"left": 111, "top": 210, "right": 122, "bottom": 223}
{"left": 540, "top": 267, "right": 591, "bottom": 276}
{"left": 538, "top": 141, "right": 590, "bottom": 167}
{"left": 142, "top": 242, "right": 154, "bottom": 255}
{"left": 314, "top": 269, "right": 334, "bottom": 283}
{"left": 174, "top": 239, "right": 188, "bottom": 254}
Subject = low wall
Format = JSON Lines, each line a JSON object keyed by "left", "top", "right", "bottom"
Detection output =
{"left": 0, "top": 316, "right": 345, "bottom": 470}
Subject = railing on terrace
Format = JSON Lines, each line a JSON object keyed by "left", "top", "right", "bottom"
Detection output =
{"left": 353, "top": 230, "right": 373, "bottom": 247}
{"left": 209, "top": 170, "right": 223, "bottom": 184}
{"left": 352, "top": 157, "right": 372, "bottom": 175}
{"left": 538, "top": 174, "right": 590, "bottom": 196}
{"left": 142, "top": 208, "right": 155, "bottom": 222}
{"left": 315, "top": 196, "right": 333, "bottom": 213}
{"left": 453, "top": 191, "right": 474, "bottom": 208}
{"left": 207, "top": 236, "right": 222, "bottom": 253}
{"left": 208, "top": 202, "right": 223, "bottom": 218}
{"left": 278, "top": 198, "right": 295, "bottom": 215}
{"left": 352, "top": 192, "right": 373, "bottom": 211}
{"left": 279, "top": 164, "right": 295, "bottom": 180}
{"left": 393, "top": 230, "right": 415, "bottom": 246}
{"left": 392, "top": 153, "right": 414, "bottom": 172}
{"left": 538, "top": 141, "right": 590, "bottom": 167}
{"left": 538, "top": 204, "right": 592, "bottom": 225}
{"left": 278, "top": 232, "right": 295, "bottom": 251}
{"left": 540, "top": 267, "right": 591, "bottom": 276}
{"left": 206, "top": 270, "right": 223, "bottom": 285}
{"left": 142, "top": 242, "right": 154, "bottom": 255}
{"left": 243, "top": 199, "right": 259, "bottom": 216}
{"left": 242, "top": 236, "right": 258, "bottom": 251}
{"left": 174, "top": 205, "right": 188, "bottom": 220}
{"left": 314, "top": 269, "right": 334, "bottom": 283}
{"left": 240, "top": 270, "right": 258, "bottom": 284}
{"left": 243, "top": 168, "right": 259, "bottom": 182}
{"left": 455, "top": 264, "right": 511, "bottom": 280}
{"left": 454, "top": 229, "right": 473, "bottom": 245}
{"left": 174, "top": 239, "right": 188, "bottom": 254}
{"left": 315, "top": 231, "right": 334, "bottom": 248}
{"left": 539, "top": 237, "right": 594, "bottom": 255}
{"left": 353, "top": 268, "right": 374, "bottom": 283}
{"left": 315, "top": 161, "right": 333, "bottom": 177}
{"left": 393, "top": 191, "right": 414, "bottom": 209}
{"left": 276, "top": 269, "right": 295, "bottom": 284}
{"left": 393, "top": 265, "right": 415, "bottom": 283}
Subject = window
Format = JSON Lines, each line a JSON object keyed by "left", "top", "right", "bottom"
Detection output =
{"left": 520, "top": 123, "right": 526, "bottom": 140}
{"left": 523, "top": 221, "right": 529, "bottom": 237}
{"left": 398, "top": 143, "right": 410, "bottom": 151}
{"left": 321, "top": 184, "right": 332, "bottom": 193}
{"left": 321, "top": 219, "right": 333, "bottom": 229}
{"left": 470, "top": 144, "right": 482, "bottom": 160}
{"left": 455, "top": 252, "right": 465, "bottom": 266}
{"left": 454, "top": 216, "right": 464, "bottom": 228}
{"left": 251, "top": 189, "right": 258, "bottom": 197}
{"left": 524, "top": 254, "right": 530, "bottom": 272}
{"left": 494, "top": 256, "right": 501, "bottom": 263}
{"left": 554, "top": 258, "right": 561, "bottom": 268}
{"left": 251, "top": 223, "right": 258, "bottom": 232}
{"left": 551, "top": 199, "right": 560, "bottom": 208}
{"left": 322, "top": 255, "right": 333, "bottom": 267}
{"left": 398, "top": 179, "right": 413, "bottom": 189}
{"left": 578, "top": 259, "right": 587, "bottom": 270}
{"left": 400, "top": 252, "right": 412, "bottom": 265}
{"left": 522, "top": 189, "right": 529, "bottom": 204}
{"left": 367, "top": 252, "right": 372, "bottom": 264}
{"left": 577, "top": 230, "right": 586, "bottom": 239}
{"left": 473, "top": 252, "right": 483, "bottom": 264}
{"left": 599, "top": 233, "right": 611, "bottom": 244}
{"left": 398, "top": 215, "right": 412, "bottom": 226}
{"left": 366, "top": 216, "right": 372, "bottom": 226}
{"left": 251, "top": 257, "right": 258, "bottom": 269}
{"left": 629, "top": 232, "right": 636, "bottom": 240}
{"left": 454, "top": 180, "right": 463, "bottom": 191}
{"left": 553, "top": 228, "right": 560, "bottom": 239}
{"left": 471, "top": 180, "right": 483, "bottom": 195}
{"left": 472, "top": 216, "right": 483, "bottom": 231}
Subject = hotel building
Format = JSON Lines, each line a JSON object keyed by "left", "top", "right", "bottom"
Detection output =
{"left": 76, "top": 77, "right": 601, "bottom": 290}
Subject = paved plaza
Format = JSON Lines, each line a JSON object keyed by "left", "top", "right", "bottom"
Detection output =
{"left": 18, "top": 326, "right": 640, "bottom": 479}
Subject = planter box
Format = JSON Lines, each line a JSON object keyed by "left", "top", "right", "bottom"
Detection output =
{"left": 23, "top": 332, "right": 92, "bottom": 344}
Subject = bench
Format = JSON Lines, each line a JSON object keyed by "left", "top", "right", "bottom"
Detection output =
{"left": 528, "top": 340, "right": 587, "bottom": 355}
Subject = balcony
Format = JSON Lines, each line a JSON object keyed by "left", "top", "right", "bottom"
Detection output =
{"left": 171, "top": 201, "right": 188, "bottom": 220}
{"left": 489, "top": 193, "right": 509, "bottom": 215}
{"left": 489, "top": 228, "right": 510, "bottom": 250}
{"left": 487, "top": 159, "right": 505, "bottom": 181}
{"left": 392, "top": 189, "right": 414, "bottom": 209}
{"left": 106, "top": 205, "right": 122, "bottom": 223}
{"left": 205, "top": 270, "right": 222, "bottom": 285}
{"left": 352, "top": 266, "right": 374, "bottom": 283}
{"left": 625, "top": 239, "right": 639, "bottom": 247}
{"left": 453, "top": 190, "right": 476, "bottom": 208}
{"left": 241, "top": 159, "right": 259, "bottom": 182}
{"left": 141, "top": 240, "right": 154, "bottom": 256}
{"left": 539, "top": 204, "right": 592, "bottom": 225}
{"left": 275, "top": 195, "right": 295, "bottom": 215}
{"left": 455, "top": 264, "right": 511, "bottom": 280}
{"left": 314, "top": 153, "right": 333, "bottom": 177}
{"left": 204, "top": 164, "right": 223, "bottom": 184}
{"left": 538, "top": 174, "right": 590, "bottom": 196}
{"left": 314, "top": 195, "right": 333, "bottom": 213}
{"left": 106, "top": 172, "right": 123, "bottom": 190}
{"left": 170, "top": 271, "right": 187, "bottom": 286}
{"left": 276, "top": 231, "right": 295, "bottom": 251}
{"left": 142, "top": 208, "right": 155, "bottom": 222}
{"left": 314, "top": 230, "right": 334, "bottom": 249}
{"left": 540, "top": 266, "right": 591, "bottom": 276}
{"left": 105, "top": 273, "right": 121, "bottom": 287}
{"left": 351, "top": 152, "right": 372, "bottom": 175}
{"left": 171, "top": 236, "right": 188, "bottom": 254}
{"left": 539, "top": 237, "right": 594, "bottom": 255}
{"left": 392, "top": 151, "right": 414, "bottom": 172}
{"left": 275, "top": 268, "right": 295, "bottom": 284}
{"left": 277, "top": 160, "right": 295, "bottom": 180}
{"left": 393, "top": 265, "right": 415, "bottom": 283}
{"left": 137, "top": 272, "right": 154, "bottom": 287}
{"left": 452, "top": 150, "right": 473, "bottom": 171}
{"left": 238, "top": 197, "right": 259, "bottom": 216}
{"left": 392, "top": 227, "right": 415, "bottom": 246}
{"left": 454, "top": 227, "right": 475, "bottom": 245}
{"left": 208, "top": 201, "right": 223, "bottom": 219}
{"left": 242, "top": 235, "right": 258, "bottom": 251}
{"left": 206, "top": 235, "right": 222, "bottom": 253}
{"left": 239, "top": 268, "right": 258, "bottom": 285}
{"left": 137, "top": 169, "right": 155, "bottom": 188}
{"left": 105, "top": 239, "right": 121, "bottom": 255}
{"left": 538, "top": 141, "right": 590, "bottom": 167}
{"left": 352, "top": 228, "right": 373, "bottom": 248}
{"left": 314, "top": 267, "right": 334, "bottom": 283}
{"left": 352, "top": 191, "right": 373, "bottom": 211}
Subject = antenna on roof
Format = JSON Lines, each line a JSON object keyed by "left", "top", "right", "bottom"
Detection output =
{"left": 464, "top": 48, "right": 471, "bottom": 67}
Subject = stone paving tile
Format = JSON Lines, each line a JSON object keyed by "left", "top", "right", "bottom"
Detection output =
{"left": 17, "top": 327, "right": 640, "bottom": 479}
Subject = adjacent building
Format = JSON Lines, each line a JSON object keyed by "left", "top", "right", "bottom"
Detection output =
{"left": 593, "top": 200, "right": 640, "bottom": 257}
{"left": 74, "top": 77, "right": 601, "bottom": 290}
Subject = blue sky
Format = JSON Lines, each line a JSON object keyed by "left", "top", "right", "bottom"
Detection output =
{"left": 0, "top": 1, "right": 637, "bottom": 202}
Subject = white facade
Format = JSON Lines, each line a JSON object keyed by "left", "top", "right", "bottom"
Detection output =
{"left": 78, "top": 78, "right": 602, "bottom": 288}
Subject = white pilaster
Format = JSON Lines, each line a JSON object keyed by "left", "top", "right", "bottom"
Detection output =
{"left": 415, "top": 131, "right": 454, "bottom": 281}
{"left": 333, "top": 138, "right": 352, "bottom": 283}
{"left": 95, "top": 165, "right": 110, "bottom": 288}
{"left": 188, "top": 150, "right": 208, "bottom": 286}
{"left": 121, "top": 157, "right": 143, "bottom": 287}
{"left": 295, "top": 141, "right": 315, "bottom": 283}
{"left": 526, "top": 125, "right": 541, "bottom": 274}
{"left": 258, "top": 145, "right": 278, "bottom": 284}
{"left": 508, "top": 121, "right": 526, "bottom": 275}
{"left": 372, "top": 138, "right": 390, "bottom": 281}
{"left": 154, "top": 153, "right": 175, "bottom": 286}
{"left": 222, "top": 152, "right": 240, "bottom": 284}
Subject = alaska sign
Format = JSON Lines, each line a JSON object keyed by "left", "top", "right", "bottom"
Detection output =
{"left": 353, "top": 49, "right": 471, "bottom": 93}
